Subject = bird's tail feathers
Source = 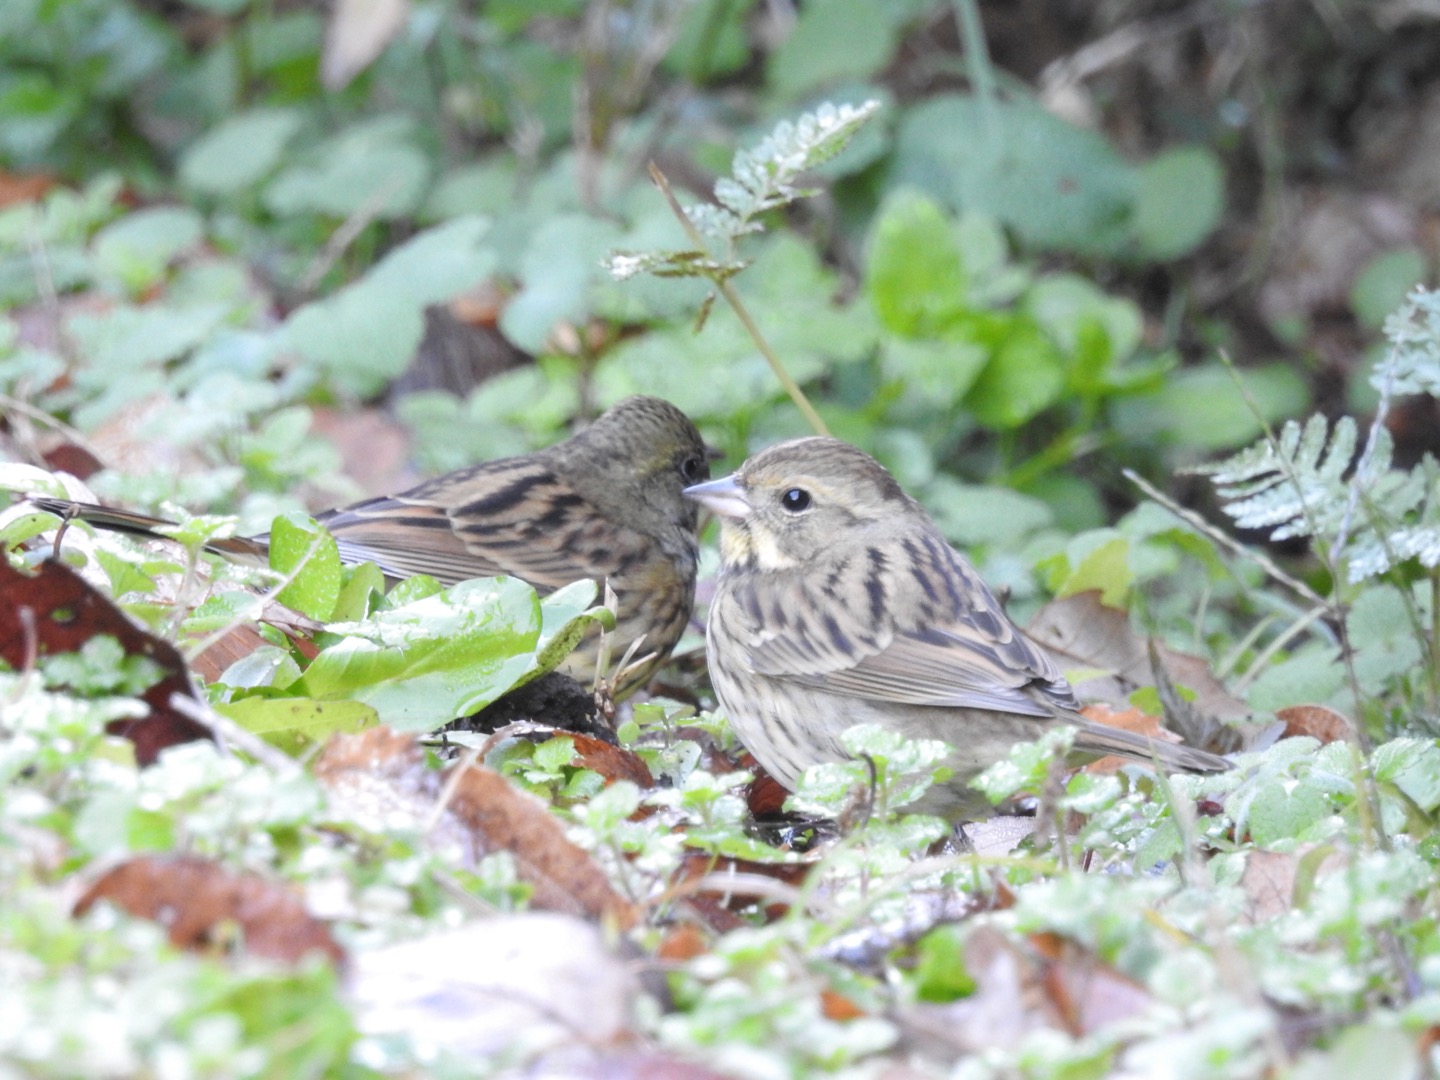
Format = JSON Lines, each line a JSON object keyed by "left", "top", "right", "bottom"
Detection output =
{"left": 1074, "top": 717, "right": 1231, "bottom": 774}
{"left": 26, "top": 497, "right": 267, "bottom": 563}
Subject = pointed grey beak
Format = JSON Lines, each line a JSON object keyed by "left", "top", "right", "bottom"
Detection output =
{"left": 683, "top": 474, "right": 751, "bottom": 519}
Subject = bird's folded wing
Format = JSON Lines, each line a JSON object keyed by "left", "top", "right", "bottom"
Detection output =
{"left": 734, "top": 559, "right": 1079, "bottom": 716}
{"left": 321, "top": 464, "right": 613, "bottom": 591}
{"left": 758, "top": 624, "right": 1071, "bottom": 716}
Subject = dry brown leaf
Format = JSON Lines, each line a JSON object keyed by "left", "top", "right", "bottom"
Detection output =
{"left": 0, "top": 558, "right": 211, "bottom": 764}
{"left": 566, "top": 732, "right": 655, "bottom": 788}
{"left": 316, "top": 728, "right": 638, "bottom": 927}
{"left": 306, "top": 406, "right": 414, "bottom": 500}
{"left": 1277, "top": 704, "right": 1354, "bottom": 744}
{"left": 1029, "top": 932, "right": 1152, "bottom": 1037}
{"left": 446, "top": 763, "right": 640, "bottom": 928}
{"left": 1239, "top": 847, "right": 1348, "bottom": 925}
{"left": 1080, "top": 703, "right": 1180, "bottom": 774}
{"left": 75, "top": 855, "right": 344, "bottom": 965}
{"left": 1027, "top": 591, "right": 1251, "bottom": 753}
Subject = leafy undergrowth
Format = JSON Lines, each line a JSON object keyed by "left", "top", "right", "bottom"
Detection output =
{"left": 3, "top": 485, "right": 1440, "bottom": 1079}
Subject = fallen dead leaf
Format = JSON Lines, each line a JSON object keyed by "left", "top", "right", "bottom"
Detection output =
{"left": 1239, "top": 846, "right": 1348, "bottom": 925}
{"left": 566, "top": 731, "right": 655, "bottom": 788}
{"left": 0, "top": 558, "right": 211, "bottom": 763}
{"left": 1277, "top": 704, "right": 1353, "bottom": 744}
{"left": 1028, "top": 592, "right": 1253, "bottom": 753}
{"left": 75, "top": 854, "right": 344, "bottom": 965}
{"left": 1080, "top": 703, "right": 1182, "bottom": 774}
{"left": 316, "top": 728, "right": 638, "bottom": 927}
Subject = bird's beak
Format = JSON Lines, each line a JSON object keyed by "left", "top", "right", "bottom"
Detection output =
{"left": 684, "top": 474, "right": 751, "bottom": 519}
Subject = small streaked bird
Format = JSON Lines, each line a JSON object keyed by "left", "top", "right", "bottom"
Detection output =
{"left": 684, "top": 437, "right": 1230, "bottom": 823}
{"left": 31, "top": 396, "right": 711, "bottom": 695}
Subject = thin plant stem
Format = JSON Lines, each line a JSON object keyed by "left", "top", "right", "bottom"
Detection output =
{"left": 647, "top": 162, "right": 829, "bottom": 436}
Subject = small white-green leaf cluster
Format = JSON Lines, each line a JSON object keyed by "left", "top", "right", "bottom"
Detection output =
{"left": 1191, "top": 286, "right": 1440, "bottom": 584}
{"left": 604, "top": 100, "right": 880, "bottom": 283}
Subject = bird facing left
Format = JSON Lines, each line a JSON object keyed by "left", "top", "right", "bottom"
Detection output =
{"left": 29, "top": 395, "right": 711, "bottom": 696}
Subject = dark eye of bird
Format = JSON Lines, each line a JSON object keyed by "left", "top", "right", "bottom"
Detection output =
{"left": 780, "top": 487, "right": 812, "bottom": 512}
{"left": 680, "top": 455, "right": 706, "bottom": 483}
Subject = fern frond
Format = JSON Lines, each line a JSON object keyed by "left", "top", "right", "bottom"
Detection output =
{"left": 1189, "top": 285, "right": 1440, "bottom": 585}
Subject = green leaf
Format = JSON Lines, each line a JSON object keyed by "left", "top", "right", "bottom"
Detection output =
{"left": 92, "top": 207, "right": 204, "bottom": 292}
{"left": 911, "top": 925, "right": 976, "bottom": 1002}
{"left": 178, "top": 108, "right": 305, "bottom": 195}
{"left": 215, "top": 696, "right": 378, "bottom": 753}
{"left": 499, "top": 213, "right": 621, "bottom": 352}
{"left": 296, "top": 577, "right": 552, "bottom": 732}
{"left": 766, "top": 0, "right": 901, "bottom": 97}
{"left": 1372, "top": 738, "right": 1440, "bottom": 812}
{"left": 1125, "top": 363, "right": 1310, "bottom": 451}
{"left": 332, "top": 561, "right": 387, "bottom": 623}
{"left": 263, "top": 115, "right": 430, "bottom": 219}
{"left": 866, "top": 189, "right": 969, "bottom": 338}
{"left": 1351, "top": 248, "right": 1428, "bottom": 331}
{"left": 1134, "top": 145, "right": 1226, "bottom": 260}
{"left": 963, "top": 319, "right": 1067, "bottom": 429}
{"left": 1054, "top": 535, "right": 1133, "bottom": 607}
{"left": 283, "top": 216, "right": 495, "bottom": 396}
{"left": 892, "top": 95, "right": 1136, "bottom": 256}
{"left": 268, "top": 513, "right": 342, "bottom": 621}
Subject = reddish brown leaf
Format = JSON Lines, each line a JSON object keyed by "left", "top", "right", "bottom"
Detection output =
{"left": 656, "top": 923, "right": 709, "bottom": 963}
{"left": 1277, "top": 704, "right": 1353, "bottom": 744}
{"left": 0, "top": 558, "right": 211, "bottom": 763}
{"left": 0, "top": 171, "right": 55, "bottom": 207}
{"left": 449, "top": 763, "right": 640, "bottom": 928}
{"left": 1079, "top": 703, "right": 1182, "bottom": 774}
{"left": 189, "top": 610, "right": 321, "bottom": 684}
{"left": 1029, "top": 933, "right": 1151, "bottom": 1037}
{"left": 1028, "top": 592, "right": 1253, "bottom": 753}
{"left": 820, "top": 989, "right": 868, "bottom": 1021}
{"left": 40, "top": 443, "right": 105, "bottom": 480}
{"left": 75, "top": 854, "right": 344, "bottom": 965}
{"left": 566, "top": 732, "right": 654, "bottom": 788}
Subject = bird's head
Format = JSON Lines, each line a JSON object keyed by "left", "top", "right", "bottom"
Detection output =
{"left": 561, "top": 396, "right": 714, "bottom": 537}
{"left": 684, "top": 437, "right": 916, "bottom": 571}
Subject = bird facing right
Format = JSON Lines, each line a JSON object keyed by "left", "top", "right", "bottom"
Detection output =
{"left": 685, "top": 437, "right": 1230, "bottom": 823}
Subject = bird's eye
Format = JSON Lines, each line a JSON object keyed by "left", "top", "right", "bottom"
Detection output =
{"left": 679, "top": 454, "right": 707, "bottom": 483}
{"left": 780, "top": 487, "right": 812, "bottom": 512}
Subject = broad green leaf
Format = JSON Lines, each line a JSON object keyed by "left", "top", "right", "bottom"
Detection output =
{"left": 767, "top": 0, "right": 901, "bottom": 97}
{"left": 268, "top": 513, "right": 342, "bottom": 621}
{"left": 963, "top": 319, "right": 1066, "bottom": 429}
{"left": 1123, "top": 363, "right": 1310, "bottom": 451}
{"left": 178, "top": 108, "right": 304, "bottom": 195}
{"left": 1372, "top": 738, "right": 1440, "bottom": 812}
{"left": 499, "top": 213, "right": 621, "bottom": 352}
{"left": 297, "top": 577, "right": 547, "bottom": 731}
{"left": 1134, "top": 145, "right": 1225, "bottom": 260}
{"left": 215, "top": 696, "right": 378, "bottom": 753}
{"left": 92, "top": 207, "right": 204, "bottom": 292}
{"left": 1055, "top": 535, "right": 1133, "bottom": 607}
{"left": 263, "top": 115, "right": 430, "bottom": 219}
{"left": 892, "top": 95, "right": 1136, "bottom": 256}
{"left": 866, "top": 189, "right": 969, "bottom": 338}
{"left": 283, "top": 216, "right": 495, "bottom": 396}
{"left": 1351, "top": 248, "right": 1427, "bottom": 331}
